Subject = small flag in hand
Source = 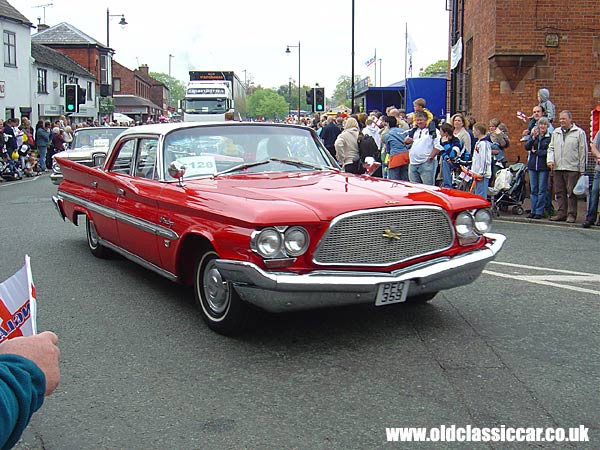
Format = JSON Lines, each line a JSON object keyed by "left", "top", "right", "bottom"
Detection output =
{"left": 516, "top": 111, "right": 529, "bottom": 122}
{"left": 0, "top": 255, "right": 37, "bottom": 343}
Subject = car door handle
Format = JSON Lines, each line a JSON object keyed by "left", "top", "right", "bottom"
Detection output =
{"left": 117, "top": 188, "right": 125, "bottom": 196}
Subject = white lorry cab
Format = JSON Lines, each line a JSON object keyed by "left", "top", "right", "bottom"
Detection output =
{"left": 182, "top": 71, "right": 246, "bottom": 122}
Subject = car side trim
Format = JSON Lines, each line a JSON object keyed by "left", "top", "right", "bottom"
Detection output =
{"left": 57, "top": 191, "right": 179, "bottom": 241}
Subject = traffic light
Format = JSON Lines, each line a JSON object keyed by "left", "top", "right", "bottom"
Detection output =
{"left": 305, "top": 89, "right": 314, "bottom": 106}
{"left": 314, "top": 87, "right": 325, "bottom": 112}
{"left": 65, "top": 84, "right": 78, "bottom": 113}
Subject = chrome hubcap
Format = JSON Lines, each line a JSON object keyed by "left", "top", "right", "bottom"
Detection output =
{"left": 88, "top": 221, "right": 99, "bottom": 247}
{"left": 203, "top": 260, "right": 229, "bottom": 315}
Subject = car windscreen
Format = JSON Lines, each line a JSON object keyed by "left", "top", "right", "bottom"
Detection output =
{"left": 184, "top": 99, "right": 228, "bottom": 114}
{"left": 163, "top": 125, "right": 337, "bottom": 180}
{"left": 71, "top": 128, "right": 125, "bottom": 150}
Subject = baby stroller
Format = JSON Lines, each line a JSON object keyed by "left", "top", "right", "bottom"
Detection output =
{"left": 488, "top": 162, "right": 527, "bottom": 216}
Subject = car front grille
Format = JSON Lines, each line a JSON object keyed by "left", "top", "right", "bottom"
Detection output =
{"left": 313, "top": 206, "right": 455, "bottom": 266}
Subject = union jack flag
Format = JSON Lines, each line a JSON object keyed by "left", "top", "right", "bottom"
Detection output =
{"left": 0, "top": 256, "right": 37, "bottom": 343}
{"left": 516, "top": 111, "right": 529, "bottom": 122}
{"left": 365, "top": 56, "right": 376, "bottom": 68}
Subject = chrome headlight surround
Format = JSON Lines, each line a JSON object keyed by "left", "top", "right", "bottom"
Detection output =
{"left": 283, "top": 226, "right": 310, "bottom": 256}
{"left": 252, "top": 228, "right": 283, "bottom": 258}
{"left": 455, "top": 209, "right": 492, "bottom": 245}
{"left": 251, "top": 226, "right": 310, "bottom": 259}
{"left": 474, "top": 209, "right": 493, "bottom": 234}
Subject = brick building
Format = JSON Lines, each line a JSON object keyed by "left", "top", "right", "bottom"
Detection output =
{"left": 112, "top": 61, "right": 163, "bottom": 122}
{"left": 448, "top": 0, "right": 600, "bottom": 162}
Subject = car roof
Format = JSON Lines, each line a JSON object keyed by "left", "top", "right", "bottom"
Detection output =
{"left": 115, "top": 121, "right": 310, "bottom": 137}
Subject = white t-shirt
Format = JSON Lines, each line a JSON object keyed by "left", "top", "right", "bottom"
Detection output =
{"left": 409, "top": 127, "right": 442, "bottom": 164}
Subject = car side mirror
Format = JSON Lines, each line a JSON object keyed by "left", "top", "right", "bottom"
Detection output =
{"left": 168, "top": 161, "right": 186, "bottom": 187}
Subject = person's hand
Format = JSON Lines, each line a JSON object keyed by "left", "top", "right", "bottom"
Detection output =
{"left": 404, "top": 137, "right": 413, "bottom": 145}
{"left": 0, "top": 332, "right": 60, "bottom": 396}
{"left": 547, "top": 162, "right": 554, "bottom": 170}
{"left": 522, "top": 129, "right": 530, "bottom": 136}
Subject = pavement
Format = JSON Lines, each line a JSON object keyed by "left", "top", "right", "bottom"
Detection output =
{"left": 494, "top": 194, "right": 599, "bottom": 229}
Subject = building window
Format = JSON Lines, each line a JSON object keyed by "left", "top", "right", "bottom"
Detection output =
{"left": 113, "top": 78, "right": 121, "bottom": 92}
{"left": 87, "top": 81, "right": 93, "bottom": 100}
{"left": 100, "top": 54, "right": 112, "bottom": 85}
{"left": 60, "top": 74, "right": 68, "bottom": 96}
{"left": 37, "top": 69, "right": 48, "bottom": 94}
{"left": 3, "top": 31, "right": 16, "bottom": 67}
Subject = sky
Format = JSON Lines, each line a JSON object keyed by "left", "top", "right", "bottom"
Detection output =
{"left": 19, "top": 0, "right": 450, "bottom": 94}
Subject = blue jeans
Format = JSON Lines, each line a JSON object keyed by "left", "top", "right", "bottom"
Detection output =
{"left": 585, "top": 170, "right": 600, "bottom": 223}
{"left": 388, "top": 164, "right": 409, "bottom": 181}
{"left": 529, "top": 170, "right": 549, "bottom": 216}
{"left": 472, "top": 177, "right": 489, "bottom": 199}
{"left": 441, "top": 158, "right": 453, "bottom": 188}
{"left": 409, "top": 160, "right": 437, "bottom": 185}
{"left": 37, "top": 146, "right": 47, "bottom": 170}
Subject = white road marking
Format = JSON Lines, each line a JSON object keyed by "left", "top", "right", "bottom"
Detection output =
{"left": 484, "top": 261, "right": 600, "bottom": 296}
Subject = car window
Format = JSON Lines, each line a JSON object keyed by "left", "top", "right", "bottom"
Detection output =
{"left": 110, "top": 139, "right": 136, "bottom": 175}
{"left": 135, "top": 138, "right": 159, "bottom": 180}
{"left": 163, "top": 125, "right": 334, "bottom": 180}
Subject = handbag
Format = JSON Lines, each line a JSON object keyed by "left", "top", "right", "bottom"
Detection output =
{"left": 573, "top": 174, "right": 589, "bottom": 196}
{"left": 388, "top": 152, "right": 410, "bottom": 169}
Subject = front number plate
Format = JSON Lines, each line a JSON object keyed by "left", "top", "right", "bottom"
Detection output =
{"left": 375, "top": 281, "right": 409, "bottom": 306}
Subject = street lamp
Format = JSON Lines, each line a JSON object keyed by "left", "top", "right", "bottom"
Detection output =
{"left": 106, "top": 8, "right": 127, "bottom": 48}
{"left": 168, "top": 54, "right": 174, "bottom": 77}
{"left": 285, "top": 41, "right": 301, "bottom": 122}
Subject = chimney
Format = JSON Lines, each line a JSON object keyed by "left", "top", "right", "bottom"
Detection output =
{"left": 37, "top": 24, "right": 49, "bottom": 32}
{"left": 138, "top": 64, "right": 149, "bottom": 76}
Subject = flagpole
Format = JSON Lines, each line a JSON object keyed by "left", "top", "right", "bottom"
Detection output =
{"left": 374, "top": 48, "right": 377, "bottom": 87}
{"left": 404, "top": 23, "right": 408, "bottom": 110}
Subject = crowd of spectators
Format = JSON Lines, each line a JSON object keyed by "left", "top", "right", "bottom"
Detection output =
{"left": 301, "top": 88, "right": 598, "bottom": 227}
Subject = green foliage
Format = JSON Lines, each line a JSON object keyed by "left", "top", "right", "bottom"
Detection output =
{"left": 333, "top": 75, "right": 352, "bottom": 108}
{"left": 247, "top": 88, "right": 290, "bottom": 119}
{"left": 419, "top": 60, "right": 448, "bottom": 77}
{"left": 149, "top": 72, "right": 186, "bottom": 109}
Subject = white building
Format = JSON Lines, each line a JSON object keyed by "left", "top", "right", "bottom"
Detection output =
{"left": 0, "top": 0, "right": 33, "bottom": 120}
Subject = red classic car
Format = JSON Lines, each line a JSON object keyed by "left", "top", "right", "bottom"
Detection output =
{"left": 52, "top": 122, "right": 505, "bottom": 335}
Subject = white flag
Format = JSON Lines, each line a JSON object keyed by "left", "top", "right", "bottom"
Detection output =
{"left": 450, "top": 37, "right": 463, "bottom": 70}
{"left": 0, "top": 255, "right": 37, "bottom": 343}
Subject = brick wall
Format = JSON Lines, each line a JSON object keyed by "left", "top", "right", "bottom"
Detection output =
{"left": 460, "top": 0, "right": 600, "bottom": 162}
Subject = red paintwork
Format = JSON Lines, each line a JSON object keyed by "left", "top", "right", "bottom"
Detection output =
{"left": 57, "top": 155, "right": 490, "bottom": 280}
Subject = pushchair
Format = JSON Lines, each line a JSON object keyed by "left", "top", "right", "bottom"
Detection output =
{"left": 488, "top": 162, "right": 527, "bottom": 216}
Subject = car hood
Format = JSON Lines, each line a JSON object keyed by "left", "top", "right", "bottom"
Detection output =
{"left": 184, "top": 171, "right": 488, "bottom": 223}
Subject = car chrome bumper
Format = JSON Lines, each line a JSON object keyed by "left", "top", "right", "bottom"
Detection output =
{"left": 50, "top": 171, "right": 63, "bottom": 185}
{"left": 51, "top": 195, "right": 66, "bottom": 221}
{"left": 215, "top": 233, "right": 506, "bottom": 313}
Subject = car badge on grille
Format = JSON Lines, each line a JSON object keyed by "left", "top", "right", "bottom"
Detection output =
{"left": 382, "top": 229, "right": 402, "bottom": 240}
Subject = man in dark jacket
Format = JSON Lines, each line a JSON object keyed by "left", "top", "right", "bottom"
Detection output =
{"left": 319, "top": 116, "right": 341, "bottom": 158}
{"left": 3, "top": 119, "right": 17, "bottom": 156}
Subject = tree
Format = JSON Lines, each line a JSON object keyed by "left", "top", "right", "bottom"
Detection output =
{"left": 247, "top": 88, "right": 290, "bottom": 120}
{"left": 149, "top": 72, "right": 186, "bottom": 109}
{"left": 333, "top": 76, "right": 352, "bottom": 108}
{"left": 419, "top": 60, "right": 448, "bottom": 77}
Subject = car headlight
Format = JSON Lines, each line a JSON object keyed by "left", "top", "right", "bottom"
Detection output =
{"left": 283, "top": 226, "right": 309, "bottom": 256}
{"left": 455, "top": 211, "right": 475, "bottom": 237}
{"left": 254, "top": 228, "right": 282, "bottom": 258}
{"left": 474, "top": 209, "right": 492, "bottom": 234}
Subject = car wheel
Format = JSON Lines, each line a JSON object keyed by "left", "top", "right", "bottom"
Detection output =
{"left": 86, "top": 216, "right": 109, "bottom": 258}
{"left": 406, "top": 292, "right": 438, "bottom": 304}
{"left": 194, "top": 251, "right": 248, "bottom": 335}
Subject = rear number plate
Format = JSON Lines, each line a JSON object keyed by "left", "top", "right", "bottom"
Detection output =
{"left": 375, "top": 281, "right": 409, "bottom": 306}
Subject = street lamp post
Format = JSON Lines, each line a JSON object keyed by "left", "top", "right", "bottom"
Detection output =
{"left": 285, "top": 41, "right": 301, "bottom": 122}
{"left": 168, "top": 54, "right": 174, "bottom": 77}
{"left": 106, "top": 8, "right": 128, "bottom": 48}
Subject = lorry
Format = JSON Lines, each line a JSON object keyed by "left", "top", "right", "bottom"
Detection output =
{"left": 182, "top": 71, "right": 247, "bottom": 122}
